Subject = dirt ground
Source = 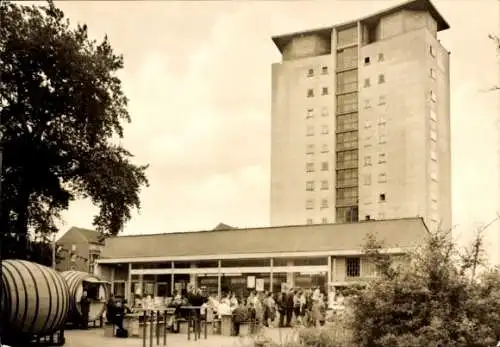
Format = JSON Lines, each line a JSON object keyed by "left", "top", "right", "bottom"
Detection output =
{"left": 61, "top": 326, "right": 298, "bottom": 347}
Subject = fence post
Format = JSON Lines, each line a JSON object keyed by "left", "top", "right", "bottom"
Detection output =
{"left": 194, "top": 309, "right": 198, "bottom": 341}
{"left": 142, "top": 310, "right": 147, "bottom": 347}
{"left": 156, "top": 310, "right": 160, "bottom": 346}
{"left": 163, "top": 310, "right": 167, "bottom": 346}
{"left": 204, "top": 312, "right": 207, "bottom": 340}
{"left": 149, "top": 310, "right": 154, "bottom": 347}
{"left": 187, "top": 310, "right": 191, "bottom": 341}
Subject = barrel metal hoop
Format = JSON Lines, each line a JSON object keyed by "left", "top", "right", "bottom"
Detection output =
{"left": 38, "top": 265, "right": 55, "bottom": 333}
{"left": 17, "top": 260, "right": 41, "bottom": 334}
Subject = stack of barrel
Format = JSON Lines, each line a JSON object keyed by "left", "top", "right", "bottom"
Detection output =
{"left": 0, "top": 259, "right": 71, "bottom": 346}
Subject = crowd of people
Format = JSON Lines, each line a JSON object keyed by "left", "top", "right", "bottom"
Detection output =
{"left": 105, "top": 284, "right": 334, "bottom": 337}
{"left": 215, "top": 287, "right": 329, "bottom": 332}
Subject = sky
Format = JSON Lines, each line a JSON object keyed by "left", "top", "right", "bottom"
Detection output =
{"left": 49, "top": 0, "right": 500, "bottom": 262}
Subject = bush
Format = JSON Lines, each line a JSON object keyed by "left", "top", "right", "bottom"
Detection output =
{"left": 297, "top": 327, "right": 353, "bottom": 347}
{"left": 347, "top": 226, "right": 500, "bottom": 347}
{"left": 241, "top": 224, "right": 500, "bottom": 347}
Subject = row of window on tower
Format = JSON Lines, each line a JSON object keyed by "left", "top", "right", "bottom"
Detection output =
{"left": 428, "top": 44, "right": 440, "bottom": 219}
{"left": 305, "top": 198, "right": 329, "bottom": 210}
{"left": 307, "top": 87, "right": 329, "bottom": 98}
{"left": 304, "top": 52, "right": 385, "bottom": 80}
{"left": 363, "top": 74, "right": 385, "bottom": 87}
{"left": 307, "top": 66, "right": 329, "bottom": 78}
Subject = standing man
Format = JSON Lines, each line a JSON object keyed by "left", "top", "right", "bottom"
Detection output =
{"left": 80, "top": 290, "right": 91, "bottom": 329}
{"left": 277, "top": 290, "right": 286, "bottom": 328}
{"left": 285, "top": 288, "right": 294, "bottom": 327}
{"left": 106, "top": 294, "right": 116, "bottom": 324}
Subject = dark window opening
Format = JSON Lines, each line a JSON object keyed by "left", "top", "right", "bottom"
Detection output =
{"left": 346, "top": 257, "right": 360, "bottom": 277}
{"left": 346, "top": 206, "right": 358, "bottom": 223}
{"left": 379, "top": 193, "right": 386, "bottom": 202}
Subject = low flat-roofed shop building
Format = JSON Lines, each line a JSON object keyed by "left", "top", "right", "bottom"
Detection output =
{"left": 94, "top": 217, "right": 428, "bottom": 302}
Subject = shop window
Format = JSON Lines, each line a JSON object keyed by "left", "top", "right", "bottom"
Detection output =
{"left": 346, "top": 257, "right": 360, "bottom": 277}
{"left": 221, "top": 258, "right": 271, "bottom": 267}
{"left": 273, "top": 257, "right": 328, "bottom": 267}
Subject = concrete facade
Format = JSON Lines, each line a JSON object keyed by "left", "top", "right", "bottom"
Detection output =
{"left": 270, "top": 0, "right": 451, "bottom": 231}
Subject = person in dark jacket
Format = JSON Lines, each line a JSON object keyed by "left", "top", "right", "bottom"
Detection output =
{"left": 80, "top": 290, "right": 91, "bottom": 329}
{"left": 285, "top": 289, "right": 295, "bottom": 327}
{"left": 113, "top": 301, "right": 125, "bottom": 331}
{"left": 277, "top": 291, "right": 286, "bottom": 328}
{"left": 106, "top": 294, "right": 116, "bottom": 324}
{"left": 232, "top": 304, "right": 248, "bottom": 336}
{"left": 187, "top": 288, "right": 205, "bottom": 336}
{"left": 113, "top": 300, "right": 131, "bottom": 332}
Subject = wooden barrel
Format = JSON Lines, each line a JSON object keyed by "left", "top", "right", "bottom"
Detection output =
{"left": 0, "top": 259, "right": 71, "bottom": 339}
{"left": 61, "top": 271, "right": 109, "bottom": 323}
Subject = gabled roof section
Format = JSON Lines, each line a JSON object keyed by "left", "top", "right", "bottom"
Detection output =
{"left": 100, "top": 218, "right": 429, "bottom": 260}
{"left": 59, "top": 226, "right": 105, "bottom": 244}
{"left": 213, "top": 222, "right": 236, "bottom": 231}
{"left": 272, "top": 0, "right": 449, "bottom": 53}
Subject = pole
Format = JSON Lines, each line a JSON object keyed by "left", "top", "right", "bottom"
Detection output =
{"left": 0, "top": 127, "right": 4, "bottom": 346}
{"left": 495, "top": 0, "right": 500, "bottom": 266}
{"left": 52, "top": 232, "right": 56, "bottom": 269}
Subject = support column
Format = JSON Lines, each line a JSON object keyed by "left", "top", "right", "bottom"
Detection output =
{"left": 269, "top": 258, "right": 274, "bottom": 292}
{"left": 286, "top": 260, "right": 295, "bottom": 289}
{"left": 327, "top": 256, "right": 334, "bottom": 309}
{"left": 332, "top": 257, "right": 337, "bottom": 282}
{"left": 154, "top": 275, "right": 158, "bottom": 297}
{"left": 138, "top": 274, "right": 144, "bottom": 298}
{"left": 110, "top": 266, "right": 115, "bottom": 296}
{"left": 127, "top": 263, "right": 132, "bottom": 303}
{"left": 170, "top": 262, "right": 175, "bottom": 295}
{"left": 189, "top": 263, "right": 197, "bottom": 289}
{"left": 327, "top": 256, "right": 332, "bottom": 284}
{"left": 217, "top": 260, "right": 222, "bottom": 300}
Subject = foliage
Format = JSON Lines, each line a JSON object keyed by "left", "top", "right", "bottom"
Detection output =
{"left": 27, "top": 234, "right": 65, "bottom": 267}
{"left": 242, "top": 223, "right": 500, "bottom": 347}
{"left": 296, "top": 325, "right": 353, "bottom": 347}
{"left": 0, "top": 0, "right": 148, "bottom": 259}
{"left": 347, "top": 226, "right": 500, "bottom": 347}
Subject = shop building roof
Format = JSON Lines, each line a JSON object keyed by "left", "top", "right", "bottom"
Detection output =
{"left": 99, "top": 217, "right": 429, "bottom": 260}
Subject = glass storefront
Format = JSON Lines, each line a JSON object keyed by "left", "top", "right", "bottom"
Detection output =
{"left": 112, "top": 257, "right": 331, "bottom": 303}
{"left": 221, "top": 273, "right": 271, "bottom": 299}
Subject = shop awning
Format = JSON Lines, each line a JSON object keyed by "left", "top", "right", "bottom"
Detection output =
{"left": 83, "top": 277, "right": 110, "bottom": 284}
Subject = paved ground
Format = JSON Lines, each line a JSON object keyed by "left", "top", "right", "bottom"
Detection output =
{"left": 62, "top": 327, "right": 299, "bottom": 347}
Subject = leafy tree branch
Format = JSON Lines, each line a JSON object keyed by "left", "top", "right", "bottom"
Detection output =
{"left": 0, "top": 0, "right": 149, "bottom": 259}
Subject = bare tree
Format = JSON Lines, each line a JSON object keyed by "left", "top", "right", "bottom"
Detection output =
{"left": 460, "top": 215, "right": 500, "bottom": 281}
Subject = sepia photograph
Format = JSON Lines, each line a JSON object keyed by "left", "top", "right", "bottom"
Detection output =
{"left": 0, "top": 0, "right": 499, "bottom": 346}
